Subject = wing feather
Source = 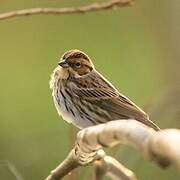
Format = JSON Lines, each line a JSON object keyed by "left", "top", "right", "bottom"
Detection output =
{"left": 67, "top": 70, "right": 160, "bottom": 131}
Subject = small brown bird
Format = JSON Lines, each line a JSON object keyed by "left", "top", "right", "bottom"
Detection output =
{"left": 50, "top": 49, "right": 160, "bottom": 131}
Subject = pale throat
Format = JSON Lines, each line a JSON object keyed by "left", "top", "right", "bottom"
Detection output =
{"left": 50, "top": 66, "right": 69, "bottom": 89}
{"left": 55, "top": 66, "right": 69, "bottom": 79}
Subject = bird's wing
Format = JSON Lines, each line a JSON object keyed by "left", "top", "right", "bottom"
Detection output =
{"left": 68, "top": 71, "right": 160, "bottom": 131}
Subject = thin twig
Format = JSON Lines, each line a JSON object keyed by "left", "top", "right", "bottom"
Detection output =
{"left": 94, "top": 150, "right": 137, "bottom": 180}
{"left": 0, "top": 0, "right": 133, "bottom": 21}
{"left": 67, "top": 126, "right": 78, "bottom": 180}
{"left": 0, "top": 161, "right": 25, "bottom": 180}
{"left": 45, "top": 150, "right": 80, "bottom": 180}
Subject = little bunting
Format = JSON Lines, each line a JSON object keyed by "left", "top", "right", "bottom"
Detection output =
{"left": 50, "top": 49, "right": 160, "bottom": 131}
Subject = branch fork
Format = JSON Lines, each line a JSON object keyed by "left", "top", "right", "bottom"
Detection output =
{"left": 45, "top": 120, "right": 180, "bottom": 180}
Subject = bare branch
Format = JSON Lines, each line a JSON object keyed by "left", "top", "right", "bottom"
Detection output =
{"left": 45, "top": 150, "right": 80, "bottom": 180}
{"left": 148, "top": 129, "right": 180, "bottom": 168}
{"left": 45, "top": 120, "right": 180, "bottom": 180}
{"left": 0, "top": 0, "right": 133, "bottom": 21}
{"left": 45, "top": 148, "right": 136, "bottom": 180}
{"left": 94, "top": 150, "right": 137, "bottom": 180}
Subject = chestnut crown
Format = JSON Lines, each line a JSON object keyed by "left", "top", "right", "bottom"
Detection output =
{"left": 58, "top": 49, "right": 94, "bottom": 76}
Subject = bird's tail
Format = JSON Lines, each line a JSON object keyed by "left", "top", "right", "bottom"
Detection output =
{"left": 143, "top": 118, "right": 160, "bottom": 131}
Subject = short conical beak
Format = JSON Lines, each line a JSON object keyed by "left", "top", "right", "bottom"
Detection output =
{"left": 58, "top": 59, "right": 69, "bottom": 68}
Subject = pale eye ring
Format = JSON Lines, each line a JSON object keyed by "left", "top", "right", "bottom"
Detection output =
{"left": 75, "top": 62, "right": 81, "bottom": 68}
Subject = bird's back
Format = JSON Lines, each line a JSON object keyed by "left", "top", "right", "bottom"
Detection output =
{"left": 66, "top": 70, "right": 160, "bottom": 131}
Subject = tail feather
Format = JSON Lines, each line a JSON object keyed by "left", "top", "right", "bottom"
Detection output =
{"left": 142, "top": 118, "right": 160, "bottom": 131}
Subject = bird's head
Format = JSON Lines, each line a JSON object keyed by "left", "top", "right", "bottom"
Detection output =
{"left": 58, "top": 49, "right": 94, "bottom": 78}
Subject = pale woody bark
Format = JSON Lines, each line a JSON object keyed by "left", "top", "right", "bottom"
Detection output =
{"left": 45, "top": 120, "right": 180, "bottom": 180}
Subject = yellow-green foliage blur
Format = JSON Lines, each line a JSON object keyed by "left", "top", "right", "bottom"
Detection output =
{"left": 0, "top": 0, "right": 180, "bottom": 180}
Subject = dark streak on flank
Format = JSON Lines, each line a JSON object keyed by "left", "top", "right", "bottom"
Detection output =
{"left": 76, "top": 100, "right": 98, "bottom": 125}
{"left": 64, "top": 88, "right": 77, "bottom": 118}
{"left": 80, "top": 99, "right": 103, "bottom": 124}
{"left": 70, "top": 108, "right": 75, "bottom": 117}
{"left": 60, "top": 89, "right": 69, "bottom": 112}
{"left": 56, "top": 80, "right": 61, "bottom": 106}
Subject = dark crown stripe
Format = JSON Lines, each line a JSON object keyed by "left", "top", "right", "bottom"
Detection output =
{"left": 63, "top": 50, "right": 89, "bottom": 61}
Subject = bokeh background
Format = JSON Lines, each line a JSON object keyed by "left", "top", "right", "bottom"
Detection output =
{"left": 0, "top": 0, "right": 180, "bottom": 180}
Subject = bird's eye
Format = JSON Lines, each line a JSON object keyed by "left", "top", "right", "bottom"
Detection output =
{"left": 75, "top": 62, "right": 81, "bottom": 68}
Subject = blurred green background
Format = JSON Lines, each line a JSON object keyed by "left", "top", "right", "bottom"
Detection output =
{"left": 0, "top": 0, "right": 180, "bottom": 180}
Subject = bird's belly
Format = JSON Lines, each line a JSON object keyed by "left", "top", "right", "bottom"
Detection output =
{"left": 53, "top": 92, "right": 94, "bottom": 129}
{"left": 53, "top": 94, "right": 74, "bottom": 123}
